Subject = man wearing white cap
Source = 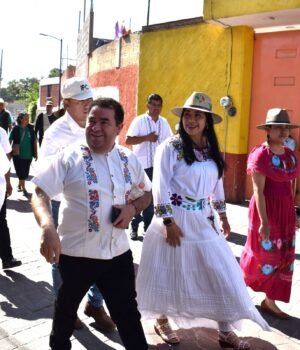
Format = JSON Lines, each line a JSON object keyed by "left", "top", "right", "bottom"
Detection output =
{"left": 34, "top": 99, "right": 58, "bottom": 146}
{"left": 37, "top": 77, "right": 115, "bottom": 332}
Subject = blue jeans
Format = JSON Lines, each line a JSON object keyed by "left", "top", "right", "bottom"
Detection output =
{"left": 51, "top": 200, "right": 103, "bottom": 307}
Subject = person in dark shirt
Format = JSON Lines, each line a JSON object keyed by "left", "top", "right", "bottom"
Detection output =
{"left": 34, "top": 100, "right": 58, "bottom": 146}
{"left": 0, "top": 98, "right": 12, "bottom": 133}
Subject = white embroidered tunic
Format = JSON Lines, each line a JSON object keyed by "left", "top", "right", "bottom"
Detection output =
{"left": 32, "top": 142, "right": 152, "bottom": 260}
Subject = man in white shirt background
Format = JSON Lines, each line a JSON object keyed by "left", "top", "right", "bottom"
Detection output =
{"left": 32, "top": 97, "right": 151, "bottom": 350}
{"left": 0, "top": 126, "right": 22, "bottom": 269}
{"left": 38, "top": 77, "right": 114, "bottom": 331}
{"left": 126, "top": 93, "right": 173, "bottom": 240}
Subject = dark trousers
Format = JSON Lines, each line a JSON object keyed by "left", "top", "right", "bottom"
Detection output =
{"left": 0, "top": 197, "right": 13, "bottom": 263}
{"left": 131, "top": 167, "right": 154, "bottom": 232}
{"left": 49, "top": 250, "right": 148, "bottom": 350}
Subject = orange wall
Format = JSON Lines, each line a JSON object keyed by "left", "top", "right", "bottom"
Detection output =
{"left": 246, "top": 30, "right": 300, "bottom": 199}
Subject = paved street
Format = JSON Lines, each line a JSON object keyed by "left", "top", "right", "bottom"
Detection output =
{"left": 0, "top": 168, "right": 299, "bottom": 349}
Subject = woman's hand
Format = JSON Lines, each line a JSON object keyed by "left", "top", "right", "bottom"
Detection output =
{"left": 165, "top": 222, "right": 183, "bottom": 247}
{"left": 219, "top": 216, "right": 231, "bottom": 239}
{"left": 259, "top": 222, "right": 270, "bottom": 240}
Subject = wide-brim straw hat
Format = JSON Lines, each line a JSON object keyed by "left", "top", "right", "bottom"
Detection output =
{"left": 171, "top": 92, "right": 222, "bottom": 124}
{"left": 257, "top": 108, "right": 300, "bottom": 129}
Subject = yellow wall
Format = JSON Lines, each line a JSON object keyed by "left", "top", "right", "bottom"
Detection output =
{"left": 138, "top": 23, "right": 254, "bottom": 154}
{"left": 204, "top": 0, "right": 300, "bottom": 20}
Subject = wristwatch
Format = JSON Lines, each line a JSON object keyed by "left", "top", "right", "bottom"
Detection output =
{"left": 163, "top": 218, "right": 173, "bottom": 226}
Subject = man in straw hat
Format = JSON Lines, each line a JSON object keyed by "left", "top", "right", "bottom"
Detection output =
{"left": 241, "top": 107, "right": 299, "bottom": 320}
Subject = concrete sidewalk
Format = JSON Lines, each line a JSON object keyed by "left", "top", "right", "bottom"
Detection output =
{"left": 0, "top": 171, "right": 299, "bottom": 349}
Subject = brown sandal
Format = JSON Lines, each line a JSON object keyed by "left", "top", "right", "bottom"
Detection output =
{"left": 219, "top": 331, "right": 251, "bottom": 349}
{"left": 154, "top": 321, "right": 180, "bottom": 345}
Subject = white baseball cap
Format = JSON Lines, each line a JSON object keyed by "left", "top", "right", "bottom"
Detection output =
{"left": 61, "top": 77, "right": 93, "bottom": 100}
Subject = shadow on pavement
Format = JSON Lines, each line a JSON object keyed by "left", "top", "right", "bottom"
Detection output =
{"left": 0, "top": 270, "right": 54, "bottom": 320}
{"left": 227, "top": 231, "right": 247, "bottom": 246}
{"left": 258, "top": 305, "right": 300, "bottom": 340}
{"left": 147, "top": 327, "right": 277, "bottom": 349}
{"left": 73, "top": 327, "right": 119, "bottom": 350}
{"left": 7, "top": 197, "right": 32, "bottom": 213}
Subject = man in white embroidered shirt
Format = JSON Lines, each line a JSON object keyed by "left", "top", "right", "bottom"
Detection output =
{"left": 32, "top": 98, "right": 151, "bottom": 350}
{"left": 126, "top": 93, "right": 172, "bottom": 240}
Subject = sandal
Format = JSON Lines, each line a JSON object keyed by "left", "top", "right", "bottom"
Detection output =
{"left": 219, "top": 331, "right": 251, "bottom": 349}
{"left": 154, "top": 321, "right": 180, "bottom": 345}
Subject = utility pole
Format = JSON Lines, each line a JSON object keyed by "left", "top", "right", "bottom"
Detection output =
{"left": 40, "top": 33, "right": 63, "bottom": 107}
{"left": 146, "top": 0, "right": 151, "bottom": 25}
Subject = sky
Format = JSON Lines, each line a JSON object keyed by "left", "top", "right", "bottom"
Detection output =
{"left": 0, "top": 0, "right": 203, "bottom": 88}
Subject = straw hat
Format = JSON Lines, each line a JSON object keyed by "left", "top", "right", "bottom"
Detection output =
{"left": 256, "top": 108, "right": 300, "bottom": 129}
{"left": 171, "top": 92, "right": 222, "bottom": 124}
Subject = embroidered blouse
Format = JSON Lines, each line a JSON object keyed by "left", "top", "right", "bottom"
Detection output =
{"left": 153, "top": 135, "right": 226, "bottom": 218}
{"left": 32, "top": 142, "right": 152, "bottom": 260}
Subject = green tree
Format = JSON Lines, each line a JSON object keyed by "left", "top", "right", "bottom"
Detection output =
{"left": 25, "top": 81, "right": 39, "bottom": 122}
{"left": 4, "top": 77, "right": 39, "bottom": 101}
{"left": 48, "top": 68, "right": 60, "bottom": 78}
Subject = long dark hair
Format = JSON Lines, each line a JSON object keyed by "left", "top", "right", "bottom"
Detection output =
{"left": 178, "top": 111, "right": 225, "bottom": 178}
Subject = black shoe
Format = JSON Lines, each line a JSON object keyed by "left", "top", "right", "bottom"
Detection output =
{"left": 130, "top": 231, "right": 138, "bottom": 240}
{"left": 2, "top": 258, "right": 22, "bottom": 269}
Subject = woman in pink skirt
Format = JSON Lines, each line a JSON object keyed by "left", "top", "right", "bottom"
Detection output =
{"left": 240, "top": 108, "right": 299, "bottom": 319}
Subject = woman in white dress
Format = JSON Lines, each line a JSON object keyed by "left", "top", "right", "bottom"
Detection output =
{"left": 136, "top": 92, "right": 270, "bottom": 349}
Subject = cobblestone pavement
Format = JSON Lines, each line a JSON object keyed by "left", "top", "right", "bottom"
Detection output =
{"left": 0, "top": 169, "right": 299, "bottom": 349}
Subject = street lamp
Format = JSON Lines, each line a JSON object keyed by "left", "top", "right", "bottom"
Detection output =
{"left": 39, "top": 33, "right": 62, "bottom": 107}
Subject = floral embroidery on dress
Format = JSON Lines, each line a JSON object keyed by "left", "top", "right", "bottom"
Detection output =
{"left": 261, "top": 239, "right": 272, "bottom": 251}
{"left": 118, "top": 149, "right": 132, "bottom": 185}
{"left": 211, "top": 199, "right": 226, "bottom": 212}
{"left": 88, "top": 190, "right": 100, "bottom": 232}
{"left": 258, "top": 256, "right": 294, "bottom": 276}
{"left": 168, "top": 193, "right": 209, "bottom": 211}
{"left": 260, "top": 235, "right": 295, "bottom": 252}
{"left": 155, "top": 203, "right": 173, "bottom": 217}
{"left": 168, "top": 136, "right": 184, "bottom": 160}
{"left": 271, "top": 155, "right": 281, "bottom": 167}
{"left": 261, "top": 264, "right": 274, "bottom": 275}
{"left": 194, "top": 147, "right": 210, "bottom": 162}
{"left": 170, "top": 193, "right": 182, "bottom": 206}
{"left": 81, "top": 145, "right": 97, "bottom": 185}
{"left": 270, "top": 152, "right": 297, "bottom": 173}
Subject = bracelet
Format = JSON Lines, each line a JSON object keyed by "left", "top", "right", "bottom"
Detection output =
{"left": 163, "top": 218, "right": 174, "bottom": 226}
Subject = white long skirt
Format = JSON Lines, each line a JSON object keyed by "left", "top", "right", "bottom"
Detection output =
{"left": 136, "top": 206, "right": 270, "bottom": 331}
